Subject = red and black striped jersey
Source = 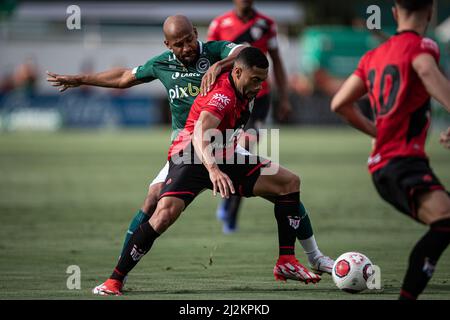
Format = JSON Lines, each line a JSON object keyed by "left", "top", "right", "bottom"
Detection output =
{"left": 354, "top": 31, "right": 440, "bottom": 173}
{"left": 207, "top": 10, "right": 278, "bottom": 97}
{"left": 168, "top": 72, "right": 252, "bottom": 161}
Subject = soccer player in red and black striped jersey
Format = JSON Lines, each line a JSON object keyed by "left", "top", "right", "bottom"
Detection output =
{"left": 93, "top": 47, "right": 324, "bottom": 295}
{"left": 332, "top": 0, "right": 450, "bottom": 300}
{"left": 208, "top": 0, "right": 292, "bottom": 234}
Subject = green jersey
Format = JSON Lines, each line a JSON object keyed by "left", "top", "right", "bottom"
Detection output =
{"left": 132, "top": 41, "right": 241, "bottom": 140}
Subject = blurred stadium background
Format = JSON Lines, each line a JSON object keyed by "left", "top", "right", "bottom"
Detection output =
{"left": 1, "top": 0, "right": 449, "bottom": 130}
{"left": 0, "top": 0, "right": 449, "bottom": 299}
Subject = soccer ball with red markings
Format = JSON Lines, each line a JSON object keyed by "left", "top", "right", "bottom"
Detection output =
{"left": 332, "top": 252, "right": 374, "bottom": 294}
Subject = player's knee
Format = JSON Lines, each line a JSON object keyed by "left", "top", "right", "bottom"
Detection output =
{"left": 420, "top": 199, "right": 450, "bottom": 225}
{"left": 434, "top": 204, "right": 450, "bottom": 220}
{"left": 270, "top": 172, "right": 300, "bottom": 196}
{"left": 282, "top": 173, "right": 300, "bottom": 195}
{"left": 293, "top": 174, "right": 301, "bottom": 189}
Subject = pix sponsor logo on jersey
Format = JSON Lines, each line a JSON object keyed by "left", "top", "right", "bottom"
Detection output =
{"left": 169, "top": 83, "right": 200, "bottom": 103}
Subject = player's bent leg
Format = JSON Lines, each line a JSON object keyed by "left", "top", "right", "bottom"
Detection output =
{"left": 253, "top": 163, "right": 299, "bottom": 196}
{"left": 417, "top": 190, "right": 450, "bottom": 225}
{"left": 93, "top": 197, "right": 184, "bottom": 296}
{"left": 148, "top": 196, "right": 185, "bottom": 234}
{"left": 142, "top": 182, "right": 164, "bottom": 214}
{"left": 400, "top": 190, "right": 450, "bottom": 300}
{"left": 93, "top": 218, "right": 161, "bottom": 296}
{"left": 253, "top": 164, "right": 334, "bottom": 275}
{"left": 251, "top": 165, "right": 321, "bottom": 284}
{"left": 119, "top": 182, "right": 163, "bottom": 258}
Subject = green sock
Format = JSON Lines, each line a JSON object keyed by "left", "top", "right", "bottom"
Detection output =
{"left": 297, "top": 202, "right": 314, "bottom": 240}
{"left": 297, "top": 202, "right": 322, "bottom": 263}
{"left": 120, "top": 209, "right": 150, "bottom": 258}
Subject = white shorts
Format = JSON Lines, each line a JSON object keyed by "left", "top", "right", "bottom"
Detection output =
{"left": 149, "top": 145, "right": 253, "bottom": 186}
{"left": 150, "top": 161, "right": 170, "bottom": 186}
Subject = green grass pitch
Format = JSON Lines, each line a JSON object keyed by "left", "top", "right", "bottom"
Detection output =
{"left": 0, "top": 127, "right": 449, "bottom": 299}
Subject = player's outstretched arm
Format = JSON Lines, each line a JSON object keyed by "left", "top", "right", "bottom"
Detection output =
{"left": 200, "top": 45, "right": 246, "bottom": 96}
{"left": 46, "top": 68, "right": 142, "bottom": 92}
{"left": 412, "top": 53, "right": 450, "bottom": 112}
{"left": 269, "top": 48, "right": 292, "bottom": 120}
{"left": 331, "top": 74, "right": 377, "bottom": 138}
{"left": 193, "top": 111, "right": 235, "bottom": 199}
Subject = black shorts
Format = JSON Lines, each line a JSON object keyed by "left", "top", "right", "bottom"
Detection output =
{"left": 244, "top": 94, "right": 271, "bottom": 130}
{"left": 159, "top": 153, "right": 271, "bottom": 208}
{"left": 372, "top": 157, "right": 446, "bottom": 221}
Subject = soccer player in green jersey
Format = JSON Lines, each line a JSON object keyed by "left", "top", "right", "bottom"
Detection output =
{"left": 47, "top": 15, "right": 245, "bottom": 257}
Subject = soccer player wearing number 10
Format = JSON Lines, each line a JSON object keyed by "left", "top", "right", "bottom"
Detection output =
{"left": 332, "top": 0, "right": 450, "bottom": 300}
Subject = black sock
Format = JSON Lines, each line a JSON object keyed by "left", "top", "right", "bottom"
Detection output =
{"left": 399, "top": 218, "right": 450, "bottom": 300}
{"left": 274, "top": 192, "right": 300, "bottom": 256}
{"left": 120, "top": 209, "right": 151, "bottom": 258}
{"left": 111, "top": 222, "right": 160, "bottom": 282}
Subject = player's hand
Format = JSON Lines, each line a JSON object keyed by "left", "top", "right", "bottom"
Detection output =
{"left": 200, "top": 63, "right": 221, "bottom": 96}
{"left": 439, "top": 127, "right": 450, "bottom": 149}
{"left": 208, "top": 166, "right": 235, "bottom": 198}
{"left": 276, "top": 97, "right": 292, "bottom": 121}
{"left": 46, "top": 71, "right": 82, "bottom": 92}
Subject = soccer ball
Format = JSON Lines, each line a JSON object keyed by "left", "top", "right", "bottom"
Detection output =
{"left": 332, "top": 252, "right": 374, "bottom": 294}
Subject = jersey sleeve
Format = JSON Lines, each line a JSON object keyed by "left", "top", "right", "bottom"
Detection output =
{"left": 206, "top": 40, "right": 242, "bottom": 60}
{"left": 132, "top": 56, "right": 159, "bottom": 83}
{"left": 411, "top": 37, "right": 440, "bottom": 63}
{"left": 354, "top": 53, "right": 369, "bottom": 82}
{"left": 207, "top": 18, "right": 220, "bottom": 41}
{"left": 202, "top": 88, "right": 235, "bottom": 121}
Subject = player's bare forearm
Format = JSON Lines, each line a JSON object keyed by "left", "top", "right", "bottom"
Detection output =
{"left": 200, "top": 45, "right": 246, "bottom": 96}
{"left": 221, "top": 45, "right": 246, "bottom": 71}
{"left": 46, "top": 68, "right": 140, "bottom": 92}
{"left": 332, "top": 74, "right": 376, "bottom": 138}
{"left": 193, "top": 111, "right": 221, "bottom": 170}
{"left": 336, "top": 103, "right": 377, "bottom": 138}
{"left": 413, "top": 54, "right": 450, "bottom": 112}
{"left": 193, "top": 111, "right": 235, "bottom": 198}
{"left": 79, "top": 68, "right": 140, "bottom": 88}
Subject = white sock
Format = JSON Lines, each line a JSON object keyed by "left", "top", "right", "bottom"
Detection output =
{"left": 299, "top": 235, "right": 322, "bottom": 264}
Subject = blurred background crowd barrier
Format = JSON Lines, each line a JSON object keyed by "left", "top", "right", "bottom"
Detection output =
{"left": 0, "top": 0, "right": 449, "bottom": 131}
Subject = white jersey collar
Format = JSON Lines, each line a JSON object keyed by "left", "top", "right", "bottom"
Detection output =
{"left": 198, "top": 40, "right": 204, "bottom": 55}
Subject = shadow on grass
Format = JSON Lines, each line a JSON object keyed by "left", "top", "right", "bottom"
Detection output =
{"left": 122, "top": 286, "right": 395, "bottom": 297}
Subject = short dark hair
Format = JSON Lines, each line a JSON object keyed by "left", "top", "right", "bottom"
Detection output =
{"left": 395, "top": 0, "right": 433, "bottom": 12}
{"left": 235, "top": 46, "right": 269, "bottom": 69}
